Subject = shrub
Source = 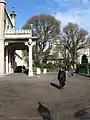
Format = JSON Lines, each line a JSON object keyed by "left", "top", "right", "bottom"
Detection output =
{"left": 76, "top": 63, "right": 90, "bottom": 74}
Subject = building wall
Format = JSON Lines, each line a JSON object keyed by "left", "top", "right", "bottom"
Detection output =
{"left": 4, "top": 10, "right": 13, "bottom": 31}
{"left": 4, "top": 10, "right": 26, "bottom": 68}
{"left": 77, "top": 44, "right": 90, "bottom": 64}
{"left": 51, "top": 39, "right": 90, "bottom": 64}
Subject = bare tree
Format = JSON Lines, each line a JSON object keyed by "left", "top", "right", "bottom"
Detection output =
{"left": 62, "top": 22, "right": 88, "bottom": 68}
{"left": 22, "top": 14, "right": 60, "bottom": 66}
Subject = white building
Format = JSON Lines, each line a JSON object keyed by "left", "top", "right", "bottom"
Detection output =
{"left": 0, "top": 0, "right": 37, "bottom": 76}
{"left": 50, "top": 38, "right": 90, "bottom": 65}
{"left": 77, "top": 40, "right": 90, "bottom": 64}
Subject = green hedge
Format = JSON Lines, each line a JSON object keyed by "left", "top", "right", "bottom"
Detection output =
{"left": 35, "top": 62, "right": 64, "bottom": 72}
{"left": 78, "top": 73, "right": 90, "bottom": 77}
{"left": 76, "top": 63, "right": 90, "bottom": 74}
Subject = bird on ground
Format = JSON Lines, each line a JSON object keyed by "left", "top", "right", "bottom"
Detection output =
{"left": 37, "top": 102, "right": 53, "bottom": 120}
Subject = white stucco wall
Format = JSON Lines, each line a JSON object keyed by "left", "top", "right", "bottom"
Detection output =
{"left": 77, "top": 47, "right": 90, "bottom": 64}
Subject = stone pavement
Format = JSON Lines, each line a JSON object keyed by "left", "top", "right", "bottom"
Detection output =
{"left": 0, "top": 73, "right": 89, "bottom": 119}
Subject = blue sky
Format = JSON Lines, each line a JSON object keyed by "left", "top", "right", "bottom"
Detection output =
{"left": 6, "top": 0, "right": 90, "bottom": 32}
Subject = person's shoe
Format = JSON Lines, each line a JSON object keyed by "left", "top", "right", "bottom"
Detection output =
{"left": 60, "top": 85, "right": 65, "bottom": 89}
{"left": 59, "top": 86, "right": 63, "bottom": 89}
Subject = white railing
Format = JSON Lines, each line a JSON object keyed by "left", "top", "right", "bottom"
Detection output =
{"left": 5, "top": 29, "right": 32, "bottom": 34}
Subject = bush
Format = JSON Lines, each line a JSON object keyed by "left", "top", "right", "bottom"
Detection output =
{"left": 76, "top": 63, "right": 90, "bottom": 74}
{"left": 35, "top": 62, "right": 69, "bottom": 72}
{"left": 78, "top": 73, "right": 90, "bottom": 77}
{"left": 39, "top": 62, "right": 59, "bottom": 72}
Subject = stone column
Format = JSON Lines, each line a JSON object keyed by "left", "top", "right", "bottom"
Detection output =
{"left": 0, "top": 0, "right": 6, "bottom": 75}
{"left": 25, "top": 40, "right": 33, "bottom": 76}
{"left": 6, "top": 48, "right": 9, "bottom": 74}
{"left": 28, "top": 39, "right": 33, "bottom": 76}
{"left": 11, "top": 51, "right": 14, "bottom": 73}
{"left": 9, "top": 51, "right": 12, "bottom": 74}
{"left": 0, "top": 0, "right": 6, "bottom": 37}
{"left": 0, "top": 41, "right": 5, "bottom": 75}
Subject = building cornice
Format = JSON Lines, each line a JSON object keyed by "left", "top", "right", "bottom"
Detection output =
{"left": 0, "top": 0, "right": 6, "bottom": 4}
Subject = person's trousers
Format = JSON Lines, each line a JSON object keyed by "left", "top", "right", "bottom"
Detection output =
{"left": 59, "top": 80, "right": 65, "bottom": 88}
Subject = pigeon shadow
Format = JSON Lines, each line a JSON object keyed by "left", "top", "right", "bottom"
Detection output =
{"left": 50, "top": 82, "right": 60, "bottom": 89}
{"left": 37, "top": 102, "right": 53, "bottom": 120}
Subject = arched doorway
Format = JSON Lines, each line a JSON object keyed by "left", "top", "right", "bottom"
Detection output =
{"left": 81, "top": 54, "right": 88, "bottom": 64}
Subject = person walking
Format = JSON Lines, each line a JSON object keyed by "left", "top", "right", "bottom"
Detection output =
{"left": 57, "top": 67, "right": 66, "bottom": 89}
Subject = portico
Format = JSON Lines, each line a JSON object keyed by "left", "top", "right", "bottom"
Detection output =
{"left": 0, "top": 0, "right": 37, "bottom": 76}
{"left": 4, "top": 30, "right": 37, "bottom": 76}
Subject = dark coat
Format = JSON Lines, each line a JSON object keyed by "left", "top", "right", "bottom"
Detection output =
{"left": 58, "top": 69, "right": 66, "bottom": 82}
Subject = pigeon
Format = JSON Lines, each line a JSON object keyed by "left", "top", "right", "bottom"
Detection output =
{"left": 37, "top": 102, "right": 53, "bottom": 120}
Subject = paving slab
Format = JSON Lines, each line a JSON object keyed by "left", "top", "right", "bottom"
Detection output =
{"left": 0, "top": 73, "right": 89, "bottom": 119}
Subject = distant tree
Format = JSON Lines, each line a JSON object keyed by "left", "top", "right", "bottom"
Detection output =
{"left": 54, "top": 38, "right": 71, "bottom": 69}
{"left": 62, "top": 22, "right": 88, "bottom": 68}
{"left": 22, "top": 50, "right": 29, "bottom": 66}
{"left": 22, "top": 14, "right": 60, "bottom": 66}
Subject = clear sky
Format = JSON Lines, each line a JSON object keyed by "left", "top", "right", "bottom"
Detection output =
{"left": 6, "top": 0, "right": 90, "bottom": 32}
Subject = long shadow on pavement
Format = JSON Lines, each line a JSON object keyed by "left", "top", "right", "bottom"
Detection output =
{"left": 50, "top": 82, "right": 60, "bottom": 89}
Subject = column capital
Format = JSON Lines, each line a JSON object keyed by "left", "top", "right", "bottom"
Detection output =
{"left": 5, "top": 42, "right": 9, "bottom": 46}
{"left": 0, "top": 38, "right": 4, "bottom": 41}
{"left": 24, "top": 42, "right": 29, "bottom": 46}
{"left": 28, "top": 38, "right": 32, "bottom": 45}
{"left": 28, "top": 39, "right": 36, "bottom": 46}
{"left": 25, "top": 39, "right": 33, "bottom": 47}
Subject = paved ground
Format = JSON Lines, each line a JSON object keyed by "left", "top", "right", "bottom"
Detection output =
{"left": 0, "top": 73, "right": 89, "bottom": 120}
